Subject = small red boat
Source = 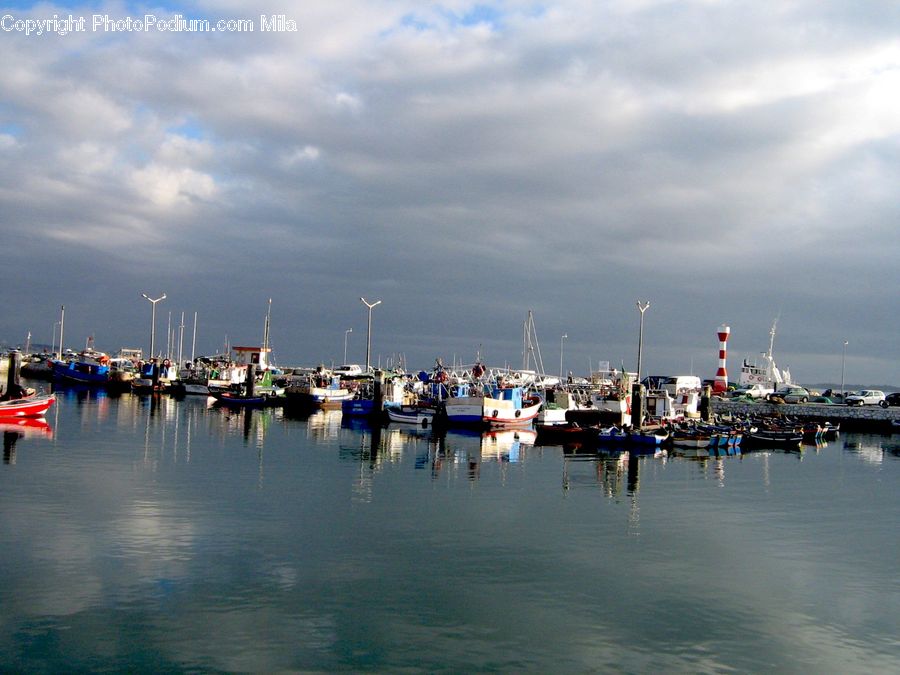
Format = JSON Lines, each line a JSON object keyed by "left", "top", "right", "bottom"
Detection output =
{"left": 0, "top": 393, "right": 55, "bottom": 418}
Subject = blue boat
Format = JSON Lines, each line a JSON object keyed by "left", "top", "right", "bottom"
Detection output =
{"left": 51, "top": 350, "right": 110, "bottom": 385}
{"left": 597, "top": 426, "right": 669, "bottom": 447}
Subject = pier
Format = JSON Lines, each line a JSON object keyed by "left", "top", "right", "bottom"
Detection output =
{"left": 712, "top": 399, "right": 900, "bottom": 433}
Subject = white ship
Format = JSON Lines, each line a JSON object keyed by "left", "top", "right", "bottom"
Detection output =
{"left": 738, "top": 320, "right": 792, "bottom": 390}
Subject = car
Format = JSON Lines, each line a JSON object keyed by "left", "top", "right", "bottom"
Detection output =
{"left": 766, "top": 386, "right": 811, "bottom": 404}
{"left": 333, "top": 364, "right": 364, "bottom": 377}
{"left": 844, "top": 390, "right": 886, "bottom": 406}
{"left": 732, "top": 384, "right": 774, "bottom": 399}
{"left": 882, "top": 392, "right": 900, "bottom": 407}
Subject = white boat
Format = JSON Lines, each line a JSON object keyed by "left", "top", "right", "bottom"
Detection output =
{"left": 739, "top": 319, "right": 792, "bottom": 391}
{"left": 387, "top": 404, "right": 437, "bottom": 426}
{"left": 285, "top": 371, "right": 353, "bottom": 409}
{"left": 643, "top": 375, "right": 701, "bottom": 421}
{"left": 549, "top": 365, "right": 634, "bottom": 428}
{"left": 444, "top": 381, "right": 542, "bottom": 428}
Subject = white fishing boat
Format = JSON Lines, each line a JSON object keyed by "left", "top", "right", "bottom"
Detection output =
{"left": 444, "top": 379, "right": 542, "bottom": 428}
{"left": 285, "top": 370, "right": 354, "bottom": 409}
{"left": 643, "top": 375, "right": 702, "bottom": 421}
{"left": 739, "top": 319, "right": 792, "bottom": 391}
{"left": 387, "top": 403, "right": 437, "bottom": 426}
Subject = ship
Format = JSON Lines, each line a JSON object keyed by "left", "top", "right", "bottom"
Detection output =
{"left": 738, "top": 319, "right": 792, "bottom": 391}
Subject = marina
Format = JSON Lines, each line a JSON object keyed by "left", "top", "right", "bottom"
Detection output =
{"left": 0, "top": 386, "right": 898, "bottom": 672}
{"left": 2, "top": 315, "right": 899, "bottom": 671}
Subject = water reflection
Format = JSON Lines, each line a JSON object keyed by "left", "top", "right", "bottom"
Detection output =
{"left": 561, "top": 449, "right": 628, "bottom": 497}
{"left": 2, "top": 418, "right": 53, "bottom": 464}
{"left": 4, "top": 388, "right": 900, "bottom": 672}
{"left": 843, "top": 435, "right": 887, "bottom": 464}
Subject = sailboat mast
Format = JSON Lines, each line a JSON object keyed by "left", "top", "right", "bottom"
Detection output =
{"left": 191, "top": 312, "right": 198, "bottom": 363}
{"left": 263, "top": 298, "right": 272, "bottom": 352}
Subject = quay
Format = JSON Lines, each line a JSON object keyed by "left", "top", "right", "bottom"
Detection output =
{"left": 712, "top": 399, "right": 900, "bottom": 433}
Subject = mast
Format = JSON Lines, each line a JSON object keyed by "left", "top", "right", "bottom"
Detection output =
{"left": 263, "top": 298, "right": 272, "bottom": 352}
{"left": 59, "top": 305, "right": 65, "bottom": 358}
{"left": 766, "top": 318, "right": 777, "bottom": 360}
{"left": 190, "top": 312, "right": 198, "bottom": 363}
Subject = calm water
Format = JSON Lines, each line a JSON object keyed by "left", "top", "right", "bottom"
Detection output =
{"left": 1, "top": 386, "right": 898, "bottom": 673}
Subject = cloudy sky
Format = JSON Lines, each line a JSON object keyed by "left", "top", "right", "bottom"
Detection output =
{"left": 1, "top": 0, "right": 898, "bottom": 385}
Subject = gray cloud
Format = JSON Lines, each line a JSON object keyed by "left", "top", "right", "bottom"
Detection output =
{"left": 1, "top": 1, "right": 897, "bottom": 385}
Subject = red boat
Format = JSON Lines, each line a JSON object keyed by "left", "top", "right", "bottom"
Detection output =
{"left": 0, "top": 393, "right": 55, "bottom": 418}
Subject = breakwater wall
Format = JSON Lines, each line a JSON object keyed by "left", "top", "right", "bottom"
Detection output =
{"left": 712, "top": 400, "right": 900, "bottom": 433}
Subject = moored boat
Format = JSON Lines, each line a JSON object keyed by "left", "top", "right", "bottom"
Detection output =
{"left": 209, "top": 390, "right": 285, "bottom": 408}
{"left": 285, "top": 370, "right": 354, "bottom": 409}
{"left": 51, "top": 349, "right": 110, "bottom": 385}
{"left": 0, "top": 393, "right": 55, "bottom": 418}
{"left": 387, "top": 403, "right": 437, "bottom": 427}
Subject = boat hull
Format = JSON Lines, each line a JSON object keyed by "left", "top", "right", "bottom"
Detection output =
{"left": 387, "top": 405, "right": 437, "bottom": 426}
{"left": 0, "top": 394, "right": 55, "bottom": 418}
{"left": 51, "top": 360, "right": 110, "bottom": 385}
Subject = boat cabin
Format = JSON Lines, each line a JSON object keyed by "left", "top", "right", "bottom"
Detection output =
{"left": 232, "top": 346, "right": 271, "bottom": 370}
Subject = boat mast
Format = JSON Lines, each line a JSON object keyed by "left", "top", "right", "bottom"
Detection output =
{"left": 522, "top": 310, "right": 547, "bottom": 377}
{"left": 262, "top": 298, "right": 272, "bottom": 369}
{"left": 190, "top": 312, "right": 198, "bottom": 363}
{"left": 765, "top": 318, "right": 778, "bottom": 381}
{"left": 59, "top": 305, "right": 65, "bottom": 358}
{"left": 263, "top": 298, "right": 272, "bottom": 351}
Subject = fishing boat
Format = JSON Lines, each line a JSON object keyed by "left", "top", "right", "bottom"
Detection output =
{"left": 744, "top": 426, "right": 803, "bottom": 447}
{"left": 209, "top": 390, "right": 285, "bottom": 408}
{"left": 535, "top": 420, "right": 597, "bottom": 445}
{"left": 285, "top": 370, "right": 354, "bottom": 409}
{"left": 107, "top": 357, "right": 138, "bottom": 391}
{"left": 51, "top": 349, "right": 111, "bottom": 385}
{"left": 131, "top": 360, "right": 178, "bottom": 393}
{"left": 738, "top": 319, "right": 793, "bottom": 392}
{"left": 642, "top": 375, "right": 702, "bottom": 421}
{"left": 597, "top": 426, "right": 669, "bottom": 447}
{"left": 387, "top": 403, "right": 437, "bottom": 427}
{"left": 444, "top": 380, "right": 542, "bottom": 429}
{"left": 340, "top": 374, "right": 407, "bottom": 418}
{"left": 670, "top": 429, "right": 713, "bottom": 449}
{"left": 0, "top": 393, "right": 55, "bottom": 418}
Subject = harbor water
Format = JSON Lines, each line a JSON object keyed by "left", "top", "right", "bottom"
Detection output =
{"left": 1, "top": 387, "right": 899, "bottom": 672}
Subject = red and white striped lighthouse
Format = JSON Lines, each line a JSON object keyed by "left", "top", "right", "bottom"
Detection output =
{"left": 714, "top": 324, "right": 730, "bottom": 393}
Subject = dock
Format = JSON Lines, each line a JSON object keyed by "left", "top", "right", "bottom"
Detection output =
{"left": 712, "top": 399, "right": 900, "bottom": 433}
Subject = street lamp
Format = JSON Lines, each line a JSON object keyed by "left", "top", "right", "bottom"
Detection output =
{"left": 344, "top": 328, "right": 353, "bottom": 365}
{"left": 560, "top": 333, "right": 568, "bottom": 381}
{"left": 141, "top": 293, "right": 166, "bottom": 359}
{"left": 360, "top": 297, "right": 381, "bottom": 372}
{"left": 636, "top": 301, "right": 650, "bottom": 382}
{"left": 841, "top": 339, "right": 848, "bottom": 397}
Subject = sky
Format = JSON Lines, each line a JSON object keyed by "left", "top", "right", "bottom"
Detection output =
{"left": 1, "top": 0, "right": 898, "bottom": 386}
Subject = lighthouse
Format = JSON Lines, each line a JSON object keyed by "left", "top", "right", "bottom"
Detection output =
{"left": 714, "top": 325, "right": 730, "bottom": 393}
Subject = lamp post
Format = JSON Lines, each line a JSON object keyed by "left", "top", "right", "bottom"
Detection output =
{"left": 344, "top": 328, "right": 352, "bottom": 365}
{"left": 141, "top": 293, "right": 166, "bottom": 359}
{"left": 360, "top": 297, "right": 381, "bottom": 373}
{"left": 636, "top": 301, "right": 650, "bottom": 382}
{"left": 560, "top": 333, "right": 568, "bottom": 381}
{"left": 841, "top": 339, "right": 848, "bottom": 397}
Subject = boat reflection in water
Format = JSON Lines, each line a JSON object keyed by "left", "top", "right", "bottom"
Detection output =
{"left": 2, "top": 417, "right": 53, "bottom": 464}
{"left": 561, "top": 447, "right": 629, "bottom": 497}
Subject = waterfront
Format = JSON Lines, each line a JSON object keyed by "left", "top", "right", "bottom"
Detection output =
{"left": 1, "top": 386, "right": 899, "bottom": 672}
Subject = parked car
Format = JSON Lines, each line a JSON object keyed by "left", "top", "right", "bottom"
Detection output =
{"left": 882, "top": 392, "right": 900, "bottom": 407}
{"left": 333, "top": 364, "right": 364, "bottom": 377}
{"left": 732, "top": 384, "right": 774, "bottom": 399}
{"left": 766, "top": 386, "right": 811, "bottom": 404}
{"left": 844, "top": 390, "right": 886, "bottom": 406}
